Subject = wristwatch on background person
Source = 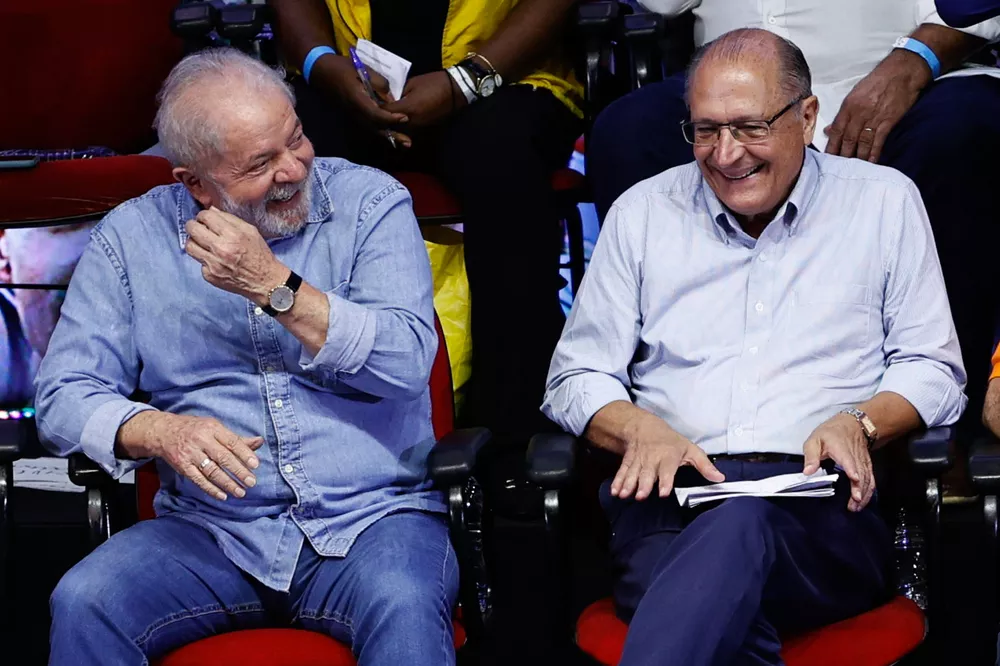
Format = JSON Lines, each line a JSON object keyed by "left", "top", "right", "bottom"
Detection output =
{"left": 262, "top": 270, "right": 302, "bottom": 316}
{"left": 457, "top": 53, "right": 503, "bottom": 99}
{"left": 841, "top": 407, "right": 878, "bottom": 450}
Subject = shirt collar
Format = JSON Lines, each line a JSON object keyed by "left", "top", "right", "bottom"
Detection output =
{"left": 175, "top": 166, "right": 334, "bottom": 250}
{"left": 701, "top": 148, "right": 820, "bottom": 244}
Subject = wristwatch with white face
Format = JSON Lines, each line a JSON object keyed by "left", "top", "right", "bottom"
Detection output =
{"left": 459, "top": 58, "right": 502, "bottom": 99}
{"left": 262, "top": 270, "right": 302, "bottom": 316}
{"left": 841, "top": 407, "right": 878, "bottom": 449}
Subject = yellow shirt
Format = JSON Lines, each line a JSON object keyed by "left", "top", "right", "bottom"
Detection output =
{"left": 992, "top": 341, "right": 1000, "bottom": 381}
{"left": 326, "top": 0, "right": 584, "bottom": 119}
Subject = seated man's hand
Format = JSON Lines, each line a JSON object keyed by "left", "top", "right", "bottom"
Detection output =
{"left": 384, "top": 72, "right": 467, "bottom": 131}
{"left": 185, "top": 207, "right": 289, "bottom": 304}
{"left": 611, "top": 411, "right": 725, "bottom": 501}
{"left": 119, "top": 412, "right": 264, "bottom": 502}
{"left": 802, "top": 414, "right": 874, "bottom": 513}
{"left": 824, "top": 50, "right": 930, "bottom": 163}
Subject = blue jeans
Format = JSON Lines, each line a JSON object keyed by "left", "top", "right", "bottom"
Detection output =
{"left": 48, "top": 511, "right": 459, "bottom": 666}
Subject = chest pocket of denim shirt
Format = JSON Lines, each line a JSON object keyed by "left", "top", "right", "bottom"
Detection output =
{"left": 783, "top": 284, "right": 872, "bottom": 379}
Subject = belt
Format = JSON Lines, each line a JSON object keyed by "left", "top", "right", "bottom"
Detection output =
{"left": 709, "top": 453, "right": 803, "bottom": 464}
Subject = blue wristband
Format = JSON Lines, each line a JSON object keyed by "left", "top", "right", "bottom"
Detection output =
{"left": 303, "top": 46, "right": 337, "bottom": 85}
{"left": 893, "top": 37, "right": 941, "bottom": 79}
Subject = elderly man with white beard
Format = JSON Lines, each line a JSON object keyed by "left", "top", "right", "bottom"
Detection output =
{"left": 35, "top": 48, "right": 457, "bottom": 666}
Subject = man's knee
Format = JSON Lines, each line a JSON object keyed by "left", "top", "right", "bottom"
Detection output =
{"left": 367, "top": 553, "right": 459, "bottom": 621}
{"left": 695, "top": 498, "right": 780, "bottom": 562}
{"left": 51, "top": 554, "right": 124, "bottom": 624}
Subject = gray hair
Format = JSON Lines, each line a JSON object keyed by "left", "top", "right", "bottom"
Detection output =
{"left": 685, "top": 28, "right": 812, "bottom": 107}
{"left": 154, "top": 47, "right": 295, "bottom": 169}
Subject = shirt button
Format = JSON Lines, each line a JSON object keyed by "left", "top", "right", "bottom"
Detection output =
{"left": 273, "top": 399, "right": 283, "bottom": 408}
{"left": 254, "top": 306, "right": 264, "bottom": 316}
{"left": 284, "top": 464, "right": 294, "bottom": 474}
{"left": 755, "top": 301, "right": 764, "bottom": 313}
{"left": 767, "top": 15, "right": 777, "bottom": 24}
{"left": 758, "top": 253, "right": 768, "bottom": 262}
{"left": 734, "top": 426, "right": 744, "bottom": 437}
{"left": 748, "top": 346, "right": 759, "bottom": 355}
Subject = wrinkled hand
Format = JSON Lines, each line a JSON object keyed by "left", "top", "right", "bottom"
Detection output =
{"left": 184, "top": 207, "right": 287, "bottom": 304}
{"left": 385, "top": 71, "right": 465, "bottom": 130}
{"left": 802, "top": 413, "right": 874, "bottom": 512}
{"left": 148, "top": 413, "right": 264, "bottom": 501}
{"left": 612, "top": 412, "right": 725, "bottom": 501}
{"left": 824, "top": 52, "right": 930, "bottom": 163}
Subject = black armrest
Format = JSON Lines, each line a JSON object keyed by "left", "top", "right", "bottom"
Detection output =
{"left": 171, "top": 2, "right": 218, "bottom": 40}
{"left": 970, "top": 434, "right": 1000, "bottom": 494}
{"left": 0, "top": 419, "right": 37, "bottom": 464}
{"left": 427, "top": 427, "right": 492, "bottom": 488}
{"left": 906, "top": 426, "right": 955, "bottom": 477}
{"left": 217, "top": 3, "right": 271, "bottom": 43}
{"left": 68, "top": 452, "right": 116, "bottom": 488}
{"left": 621, "top": 12, "right": 665, "bottom": 88}
{"left": 576, "top": 1, "right": 629, "bottom": 124}
{"left": 526, "top": 433, "right": 580, "bottom": 489}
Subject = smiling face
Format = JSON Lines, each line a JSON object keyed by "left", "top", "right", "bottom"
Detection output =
{"left": 688, "top": 56, "right": 817, "bottom": 228}
{"left": 176, "top": 85, "right": 316, "bottom": 238}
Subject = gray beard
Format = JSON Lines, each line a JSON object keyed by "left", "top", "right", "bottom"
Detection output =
{"left": 219, "top": 164, "right": 314, "bottom": 237}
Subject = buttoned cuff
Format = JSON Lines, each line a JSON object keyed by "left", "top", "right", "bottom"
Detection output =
{"left": 542, "top": 372, "right": 633, "bottom": 437}
{"left": 299, "top": 291, "right": 376, "bottom": 375}
{"left": 877, "top": 361, "right": 968, "bottom": 428}
{"left": 80, "top": 399, "right": 158, "bottom": 479}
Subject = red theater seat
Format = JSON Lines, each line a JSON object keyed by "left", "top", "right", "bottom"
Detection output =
{"left": 575, "top": 595, "right": 926, "bottom": 666}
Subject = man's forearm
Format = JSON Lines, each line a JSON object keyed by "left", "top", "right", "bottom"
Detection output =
{"left": 272, "top": 281, "right": 331, "bottom": 358}
{"left": 984, "top": 379, "right": 1000, "bottom": 436}
{"left": 269, "top": 0, "right": 338, "bottom": 70}
{"left": 856, "top": 391, "right": 923, "bottom": 450}
{"left": 584, "top": 400, "right": 674, "bottom": 456}
{"left": 907, "top": 22, "right": 988, "bottom": 76}
{"left": 477, "top": 0, "right": 578, "bottom": 82}
{"left": 114, "top": 411, "right": 166, "bottom": 460}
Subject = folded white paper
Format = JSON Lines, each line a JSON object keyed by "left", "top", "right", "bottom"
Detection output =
{"left": 674, "top": 471, "right": 838, "bottom": 508}
{"left": 355, "top": 39, "right": 412, "bottom": 101}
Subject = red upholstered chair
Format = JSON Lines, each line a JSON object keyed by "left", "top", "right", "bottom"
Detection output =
{"left": 68, "top": 314, "right": 495, "bottom": 665}
{"left": 526, "top": 428, "right": 956, "bottom": 665}
{"left": 393, "top": 168, "right": 591, "bottom": 297}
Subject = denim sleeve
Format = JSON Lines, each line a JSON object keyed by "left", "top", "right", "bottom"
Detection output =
{"left": 542, "top": 203, "right": 641, "bottom": 436}
{"left": 33, "top": 229, "right": 156, "bottom": 478}
{"left": 877, "top": 181, "right": 968, "bottom": 428}
{"left": 299, "top": 183, "right": 436, "bottom": 400}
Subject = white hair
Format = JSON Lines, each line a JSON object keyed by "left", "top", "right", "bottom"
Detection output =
{"left": 154, "top": 48, "right": 295, "bottom": 169}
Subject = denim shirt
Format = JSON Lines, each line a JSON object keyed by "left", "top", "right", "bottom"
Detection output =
{"left": 35, "top": 158, "right": 445, "bottom": 591}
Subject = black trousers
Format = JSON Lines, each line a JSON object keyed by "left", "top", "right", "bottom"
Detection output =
{"left": 588, "top": 74, "right": 1000, "bottom": 431}
{"left": 295, "top": 80, "right": 582, "bottom": 440}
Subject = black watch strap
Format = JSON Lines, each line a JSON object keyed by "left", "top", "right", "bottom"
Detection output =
{"left": 261, "top": 270, "right": 303, "bottom": 317}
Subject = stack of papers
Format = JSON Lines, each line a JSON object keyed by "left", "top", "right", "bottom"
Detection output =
{"left": 355, "top": 39, "right": 412, "bottom": 101}
{"left": 674, "top": 471, "right": 838, "bottom": 508}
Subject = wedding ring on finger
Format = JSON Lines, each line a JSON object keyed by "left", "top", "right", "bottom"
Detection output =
{"left": 200, "top": 457, "right": 212, "bottom": 470}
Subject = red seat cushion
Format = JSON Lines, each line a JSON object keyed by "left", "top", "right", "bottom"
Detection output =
{"left": 156, "top": 623, "right": 467, "bottom": 666}
{"left": 577, "top": 596, "right": 925, "bottom": 666}
{"left": 0, "top": 156, "right": 175, "bottom": 224}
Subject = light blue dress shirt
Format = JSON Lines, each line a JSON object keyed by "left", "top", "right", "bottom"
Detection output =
{"left": 34, "top": 158, "right": 445, "bottom": 591}
{"left": 543, "top": 150, "right": 967, "bottom": 453}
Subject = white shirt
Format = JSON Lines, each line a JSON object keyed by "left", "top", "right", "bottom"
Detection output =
{"left": 542, "top": 151, "right": 967, "bottom": 454}
{"left": 637, "top": 0, "right": 1000, "bottom": 150}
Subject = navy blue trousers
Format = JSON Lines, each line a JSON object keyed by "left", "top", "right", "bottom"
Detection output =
{"left": 601, "top": 460, "right": 892, "bottom": 666}
{"left": 589, "top": 75, "right": 1000, "bottom": 424}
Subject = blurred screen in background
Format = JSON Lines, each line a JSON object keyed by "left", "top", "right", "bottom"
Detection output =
{"left": 0, "top": 222, "right": 96, "bottom": 407}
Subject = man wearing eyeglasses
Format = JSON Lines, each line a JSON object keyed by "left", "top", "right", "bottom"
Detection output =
{"left": 542, "top": 28, "right": 966, "bottom": 665}
{"left": 588, "top": 0, "right": 1000, "bottom": 436}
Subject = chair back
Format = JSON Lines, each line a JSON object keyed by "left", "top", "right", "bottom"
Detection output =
{"left": 136, "top": 312, "right": 454, "bottom": 519}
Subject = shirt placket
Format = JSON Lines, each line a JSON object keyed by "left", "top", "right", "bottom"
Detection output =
{"left": 760, "top": 0, "right": 789, "bottom": 37}
{"left": 726, "top": 236, "right": 780, "bottom": 453}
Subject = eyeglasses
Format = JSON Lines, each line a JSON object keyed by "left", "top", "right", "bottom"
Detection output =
{"left": 680, "top": 96, "right": 805, "bottom": 146}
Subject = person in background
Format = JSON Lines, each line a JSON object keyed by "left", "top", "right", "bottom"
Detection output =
{"left": 544, "top": 29, "right": 966, "bottom": 665}
{"left": 588, "top": 0, "right": 1000, "bottom": 429}
{"left": 269, "top": 0, "right": 583, "bottom": 444}
{"left": 39, "top": 49, "right": 457, "bottom": 666}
